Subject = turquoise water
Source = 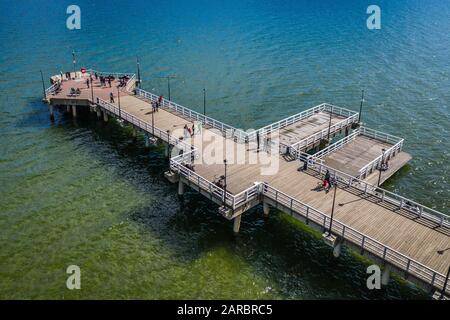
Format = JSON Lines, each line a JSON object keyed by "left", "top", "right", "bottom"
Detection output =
{"left": 0, "top": 0, "right": 449, "bottom": 299}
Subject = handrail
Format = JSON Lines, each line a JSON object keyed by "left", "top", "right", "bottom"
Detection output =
{"left": 45, "top": 83, "right": 58, "bottom": 96}
{"left": 170, "top": 150, "right": 261, "bottom": 210}
{"left": 97, "top": 98, "right": 193, "bottom": 153}
{"left": 356, "top": 127, "right": 404, "bottom": 179}
{"left": 310, "top": 126, "right": 405, "bottom": 180}
{"left": 87, "top": 68, "right": 135, "bottom": 80}
{"left": 136, "top": 88, "right": 248, "bottom": 143}
{"left": 262, "top": 183, "right": 450, "bottom": 295}
{"left": 289, "top": 111, "right": 359, "bottom": 152}
{"left": 125, "top": 74, "right": 137, "bottom": 92}
{"left": 249, "top": 103, "right": 358, "bottom": 141}
{"left": 313, "top": 130, "right": 360, "bottom": 159}
{"left": 295, "top": 151, "right": 450, "bottom": 228}
{"left": 248, "top": 103, "right": 327, "bottom": 140}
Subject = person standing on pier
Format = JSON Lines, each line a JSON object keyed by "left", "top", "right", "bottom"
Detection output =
{"left": 110, "top": 92, "right": 114, "bottom": 103}
{"left": 158, "top": 95, "right": 163, "bottom": 107}
{"left": 152, "top": 101, "right": 156, "bottom": 113}
{"left": 256, "top": 131, "right": 260, "bottom": 152}
{"left": 191, "top": 123, "right": 195, "bottom": 137}
{"left": 94, "top": 72, "right": 98, "bottom": 80}
{"left": 324, "top": 170, "right": 331, "bottom": 192}
{"left": 108, "top": 77, "right": 112, "bottom": 88}
{"left": 86, "top": 78, "right": 90, "bottom": 88}
{"left": 183, "top": 125, "right": 190, "bottom": 140}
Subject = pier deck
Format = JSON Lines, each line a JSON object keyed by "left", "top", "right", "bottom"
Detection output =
{"left": 277, "top": 112, "right": 348, "bottom": 146}
{"left": 45, "top": 70, "right": 450, "bottom": 296}
{"left": 311, "top": 128, "right": 412, "bottom": 184}
{"left": 114, "top": 94, "right": 450, "bottom": 275}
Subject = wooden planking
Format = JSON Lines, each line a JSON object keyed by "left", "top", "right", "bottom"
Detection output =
{"left": 278, "top": 112, "right": 347, "bottom": 146}
{"left": 365, "top": 151, "right": 412, "bottom": 185}
{"left": 114, "top": 94, "right": 449, "bottom": 276}
{"left": 49, "top": 76, "right": 130, "bottom": 103}
{"left": 322, "top": 136, "right": 392, "bottom": 177}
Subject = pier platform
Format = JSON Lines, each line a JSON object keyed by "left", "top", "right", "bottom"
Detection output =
{"left": 310, "top": 127, "right": 412, "bottom": 185}
{"left": 43, "top": 68, "right": 450, "bottom": 297}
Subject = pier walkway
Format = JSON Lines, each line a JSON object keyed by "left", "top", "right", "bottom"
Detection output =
{"left": 44, "top": 70, "right": 450, "bottom": 297}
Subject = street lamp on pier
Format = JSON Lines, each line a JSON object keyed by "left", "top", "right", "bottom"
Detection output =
{"left": 223, "top": 159, "right": 227, "bottom": 206}
{"left": 327, "top": 183, "right": 338, "bottom": 236}
{"left": 327, "top": 105, "right": 334, "bottom": 142}
{"left": 117, "top": 86, "right": 121, "bottom": 118}
{"left": 203, "top": 88, "right": 206, "bottom": 116}
{"left": 90, "top": 78, "right": 94, "bottom": 103}
{"left": 377, "top": 148, "right": 386, "bottom": 187}
{"left": 358, "top": 89, "right": 365, "bottom": 123}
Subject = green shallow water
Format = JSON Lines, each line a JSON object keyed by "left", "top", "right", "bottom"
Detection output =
{"left": 0, "top": 0, "right": 449, "bottom": 299}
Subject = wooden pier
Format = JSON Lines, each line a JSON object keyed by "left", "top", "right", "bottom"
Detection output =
{"left": 44, "top": 69, "right": 450, "bottom": 298}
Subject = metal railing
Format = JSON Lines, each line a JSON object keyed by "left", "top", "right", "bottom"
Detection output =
{"left": 169, "top": 150, "right": 260, "bottom": 210}
{"left": 125, "top": 74, "right": 137, "bottom": 92}
{"left": 45, "top": 83, "right": 58, "bottom": 96}
{"left": 136, "top": 88, "right": 248, "bottom": 143}
{"left": 289, "top": 105, "right": 359, "bottom": 152}
{"left": 311, "top": 127, "right": 404, "bottom": 179}
{"left": 97, "top": 98, "right": 193, "bottom": 153}
{"left": 262, "top": 183, "right": 450, "bottom": 295}
{"left": 87, "top": 69, "right": 135, "bottom": 80}
{"left": 248, "top": 104, "right": 326, "bottom": 140}
{"left": 357, "top": 127, "right": 404, "bottom": 179}
{"left": 313, "top": 130, "right": 360, "bottom": 159}
{"left": 294, "top": 151, "right": 450, "bottom": 228}
{"left": 247, "top": 103, "right": 358, "bottom": 141}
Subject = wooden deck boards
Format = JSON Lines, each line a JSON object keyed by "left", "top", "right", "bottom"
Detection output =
{"left": 278, "top": 112, "right": 346, "bottom": 146}
{"left": 322, "top": 136, "right": 392, "bottom": 177}
{"left": 116, "top": 94, "right": 450, "bottom": 276}
{"left": 365, "top": 151, "right": 412, "bottom": 185}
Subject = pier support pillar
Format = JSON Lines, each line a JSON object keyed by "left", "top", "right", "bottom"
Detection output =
{"left": 144, "top": 133, "right": 150, "bottom": 147}
{"left": 263, "top": 202, "right": 270, "bottom": 217}
{"left": 72, "top": 105, "right": 77, "bottom": 118}
{"left": 49, "top": 105, "right": 55, "bottom": 121}
{"left": 165, "top": 143, "right": 170, "bottom": 157}
{"left": 66, "top": 105, "right": 71, "bottom": 113}
{"left": 96, "top": 107, "right": 101, "bottom": 119}
{"left": 178, "top": 180, "right": 184, "bottom": 196}
{"left": 233, "top": 215, "right": 242, "bottom": 234}
{"left": 103, "top": 111, "right": 108, "bottom": 122}
{"left": 333, "top": 240, "right": 342, "bottom": 258}
{"left": 381, "top": 265, "right": 391, "bottom": 286}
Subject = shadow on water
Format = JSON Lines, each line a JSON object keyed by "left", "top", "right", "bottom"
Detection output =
{"left": 17, "top": 103, "right": 429, "bottom": 299}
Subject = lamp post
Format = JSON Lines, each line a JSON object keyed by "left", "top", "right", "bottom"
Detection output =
{"left": 203, "top": 88, "right": 206, "bottom": 116}
{"left": 327, "top": 105, "right": 334, "bottom": 141}
{"left": 152, "top": 106, "right": 155, "bottom": 136}
{"left": 72, "top": 50, "right": 76, "bottom": 74}
{"left": 167, "top": 76, "right": 171, "bottom": 101}
{"left": 377, "top": 148, "right": 386, "bottom": 187}
{"left": 136, "top": 56, "right": 141, "bottom": 88}
{"left": 358, "top": 89, "right": 365, "bottom": 123}
{"left": 90, "top": 78, "right": 94, "bottom": 103}
{"left": 40, "top": 70, "right": 46, "bottom": 100}
{"left": 223, "top": 159, "right": 227, "bottom": 206}
{"left": 440, "top": 266, "right": 450, "bottom": 300}
{"left": 167, "top": 130, "right": 172, "bottom": 172}
{"left": 327, "top": 183, "right": 338, "bottom": 236}
{"left": 117, "top": 86, "right": 121, "bottom": 118}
